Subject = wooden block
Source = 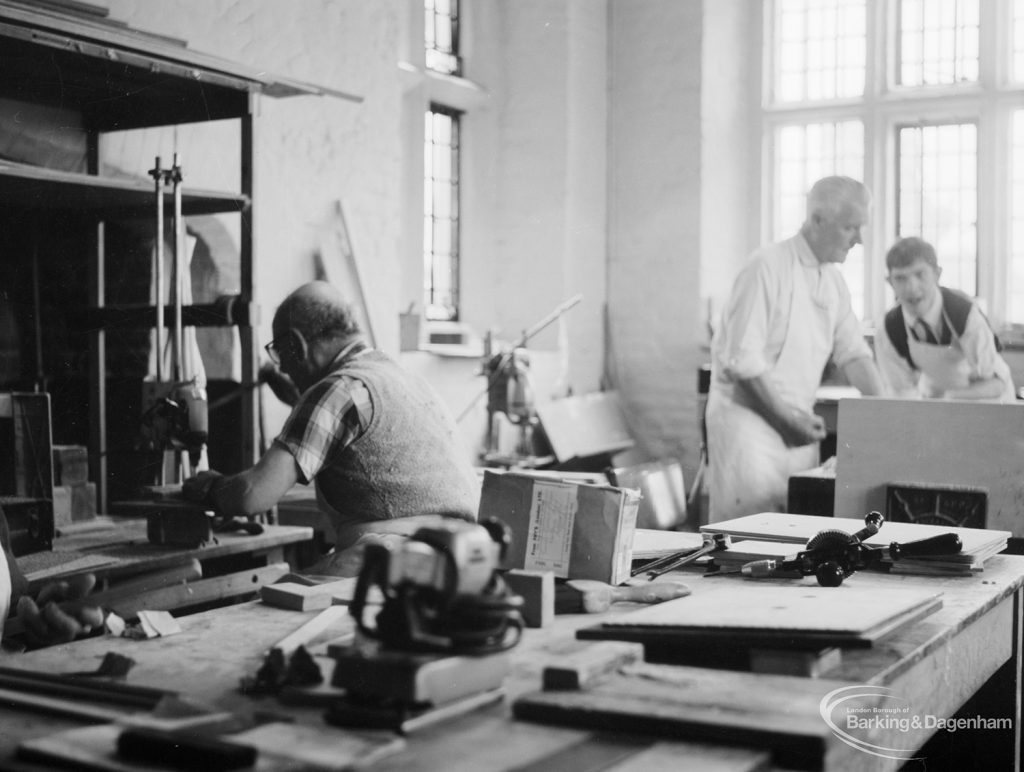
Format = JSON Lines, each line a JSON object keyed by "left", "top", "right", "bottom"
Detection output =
{"left": 504, "top": 569, "right": 554, "bottom": 628}
{"left": 541, "top": 641, "right": 643, "bottom": 691}
{"left": 749, "top": 646, "right": 842, "bottom": 678}
{"left": 73, "top": 482, "right": 96, "bottom": 521}
{"left": 53, "top": 483, "right": 97, "bottom": 525}
{"left": 260, "top": 582, "right": 333, "bottom": 611}
{"left": 51, "top": 445, "right": 89, "bottom": 486}
{"left": 52, "top": 485, "right": 72, "bottom": 529}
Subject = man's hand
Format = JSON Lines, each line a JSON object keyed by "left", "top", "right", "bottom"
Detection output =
{"left": 17, "top": 573, "right": 104, "bottom": 645}
{"left": 780, "top": 408, "right": 827, "bottom": 447}
{"left": 737, "top": 376, "right": 828, "bottom": 448}
{"left": 182, "top": 470, "right": 224, "bottom": 504}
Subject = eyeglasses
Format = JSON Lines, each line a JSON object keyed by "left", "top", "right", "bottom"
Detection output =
{"left": 264, "top": 339, "right": 283, "bottom": 365}
{"left": 264, "top": 327, "right": 336, "bottom": 365}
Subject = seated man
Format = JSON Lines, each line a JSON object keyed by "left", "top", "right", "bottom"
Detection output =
{"left": 184, "top": 281, "right": 480, "bottom": 576}
{"left": 875, "top": 237, "right": 1016, "bottom": 402}
{"left": 1, "top": 503, "right": 104, "bottom": 649}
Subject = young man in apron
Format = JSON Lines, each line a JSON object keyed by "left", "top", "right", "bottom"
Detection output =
{"left": 706, "top": 176, "right": 885, "bottom": 523}
{"left": 875, "top": 237, "right": 1016, "bottom": 403}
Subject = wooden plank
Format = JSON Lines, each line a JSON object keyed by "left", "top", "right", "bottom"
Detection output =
{"left": 580, "top": 583, "right": 942, "bottom": 648}
{"left": 514, "top": 663, "right": 834, "bottom": 771}
{"left": 0, "top": 687, "right": 127, "bottom": 724}
{"left": 834, "top": 398, "right": 1024, "bottom": 535}
{"left": 541, "top": 641, "right": 643, "bottom": 690}
{"left": 605, "top": 742, "right": 771, "bottom": 772}
{"left": 104, "top": 562, "right": 291, "bottom": 619}
{"left": 260, "top": 582, "right": 333, "bottom": 611}
{"left": 535, "top": 391, "right": 634, "bottom": 462}
{"left": 24, "top": 522, "right": 313, "bottom": 593}
{"left": 17, "top": 722, "right": 360, "bottom": 772}
{"left": 272, "top": 606, "right": 352, "bottom": 656}
{"left": 701, "top": 512, "right": 1008, "bottom": 572}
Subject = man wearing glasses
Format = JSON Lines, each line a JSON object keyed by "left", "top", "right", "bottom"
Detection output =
{"left": 183, "top": 281, "right": 479, "bottom": 576}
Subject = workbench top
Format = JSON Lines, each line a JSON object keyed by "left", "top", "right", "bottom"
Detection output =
{"left": 2, "top": 555, "right": 1023, "bottom": 771}
{"left": 18, "top": 519, "right": 313, "bottom": 591}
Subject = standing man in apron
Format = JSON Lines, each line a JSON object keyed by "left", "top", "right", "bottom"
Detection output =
{"left": 706, "top": 176, "right": 885, "bottom": 523}
{"left": 875, "top": 237, "right": 1016, "bottom": 403}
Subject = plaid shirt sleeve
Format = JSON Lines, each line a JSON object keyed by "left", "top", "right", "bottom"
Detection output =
{"left": 273, "top": 374, "right": 371, "bottom": 484}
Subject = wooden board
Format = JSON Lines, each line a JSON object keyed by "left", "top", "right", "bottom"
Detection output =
{"left": 17, "top": 721, "right": 404, "bottom": 772}
{"left": 514, "top": 663, "right": 835, "bottom": 771}
{"left": 535, "top": 391, "right": 634, "bottom": 462}
{"left": 630, "top": 529, "right": 704, "bottom": 559}
{"left": 577, "top": 584, "right": 943, "bottom": 648}
{"left": 833, "top": 398, "right": 1024, "bottom": 535}
{"left": 700, "top": 512, "right": 1008, "bottom": 574}
{"left": 712, "top": 540, "right": 801, "bottom": 563}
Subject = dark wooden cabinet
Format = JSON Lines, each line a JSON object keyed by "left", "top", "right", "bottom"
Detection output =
{"left": 0, "top": 2, "right": 359, "bottom": 510}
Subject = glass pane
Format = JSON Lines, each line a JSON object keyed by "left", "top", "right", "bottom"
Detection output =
{"left": 898, "top": 0, "right": 979, "bottom": 86}
{"left": 1014, "top": 0, "right": 1024, "bottom": 81}
{"left": 424, "top": 108, "right": 461, "bottom": 321}
{"left": 1011, "top": 110, "right": 1024, "bottom": 322}
{"left": 897, "top": 123, "right": 978, "bottom": 296}
{"left": 773, "top": 0, "right": 866, "bottom": 103}
{"left": 774, "top": 120, "right": 866, "bottom": 317}
{"left": 425, "top": 0, "right": 460, "bottom": 75}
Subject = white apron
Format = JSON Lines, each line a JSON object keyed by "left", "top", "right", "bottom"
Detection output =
{"left": 707, "top": 252, "right": 832, "bottom": 522}
{"left": 910, "top": 320, "right": 1016, "bottom": 402}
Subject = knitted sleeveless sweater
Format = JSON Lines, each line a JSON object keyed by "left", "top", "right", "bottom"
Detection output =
{"left": 313, "top": 350, "right": 478, "bottom": 525}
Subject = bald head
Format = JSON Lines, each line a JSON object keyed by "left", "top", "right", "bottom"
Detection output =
{"left": 273, "top": 281, "right": 361, "bottom": 343}
{"left": 269, "top": 281, "right": 363, "bottom": 393}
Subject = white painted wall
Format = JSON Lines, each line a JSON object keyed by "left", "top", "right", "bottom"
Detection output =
{"left": 606, "top": 0, "right": 703, "bottom": 470}
{"left": 101, "top": 0, "right": 404, "bottom": 435}
{"left": 460, "top": 0, "right": 607, "bottom": 402}
{"left": 86, "top": 0, "right": 760, "bottom": 477}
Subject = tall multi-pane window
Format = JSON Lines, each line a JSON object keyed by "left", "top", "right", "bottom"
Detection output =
{"left": 774, "top": 120, "right": 866, "bottom": 311}
{"left": 897, "top": 0, "right": 979, "bottom": 86}
{"left": 897, "top": 123, "right": 978, "bottom": 294}
{"left": 1014, "top": 0, "right": 1024, "bottom": 81}
{"left": 425, "top": 0, "right": 460, "bottom": 75}
{"left": 773, "top": 0, "right": 866, "bottom": 103}
{"left": 424, "top": 107, "right": 461, "bottom": 322}
{"left": 1011, "top": 111, "right": 1024, "bottom": 320}
{"left": 763, "top": 0, "right": 1024, "bottom": 329}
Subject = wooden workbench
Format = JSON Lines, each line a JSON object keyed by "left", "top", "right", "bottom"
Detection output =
{"left": 13, "top": 518, "right": 314, "bottom": 626}
{"left": 1, "top": 555, "right": 1021, "bottom": 771}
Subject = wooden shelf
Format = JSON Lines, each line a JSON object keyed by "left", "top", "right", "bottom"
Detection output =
{"left": 0, "top": 161, "right": 248, "bottom": 217}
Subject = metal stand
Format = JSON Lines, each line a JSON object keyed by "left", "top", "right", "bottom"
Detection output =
{"left": 460, "top": 295, "right": 582, "bottom": 468}
{"left": 144, "top": 155, "right": 208, "bottom": 485}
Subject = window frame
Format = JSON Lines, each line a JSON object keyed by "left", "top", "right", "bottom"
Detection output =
{"left": 760, "top": 0, "right": 1024, "bottom": 330}
{"left": 423, "top": 103, "right": 463, "bottom": 322}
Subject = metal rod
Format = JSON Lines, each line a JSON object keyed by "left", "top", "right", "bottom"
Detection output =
{"left": 149, "top": 156, "right": 165, "bottom": 384}
{"left": 171, "top": 153, "right": 185, "bottom": 383}
{"left": 30, "top": 233, "right": 44, "bottom": 391}
{"left": 457, "top": 294, "right": 583, "bottom": 423}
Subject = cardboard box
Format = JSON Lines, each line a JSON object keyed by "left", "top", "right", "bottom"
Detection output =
{"left": 479, "top": 470, "right": 639, "bottom": 585}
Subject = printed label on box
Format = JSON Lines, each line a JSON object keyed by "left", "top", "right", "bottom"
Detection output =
{"left": 524, "top": 481, "right": 577, "bottom": 576}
